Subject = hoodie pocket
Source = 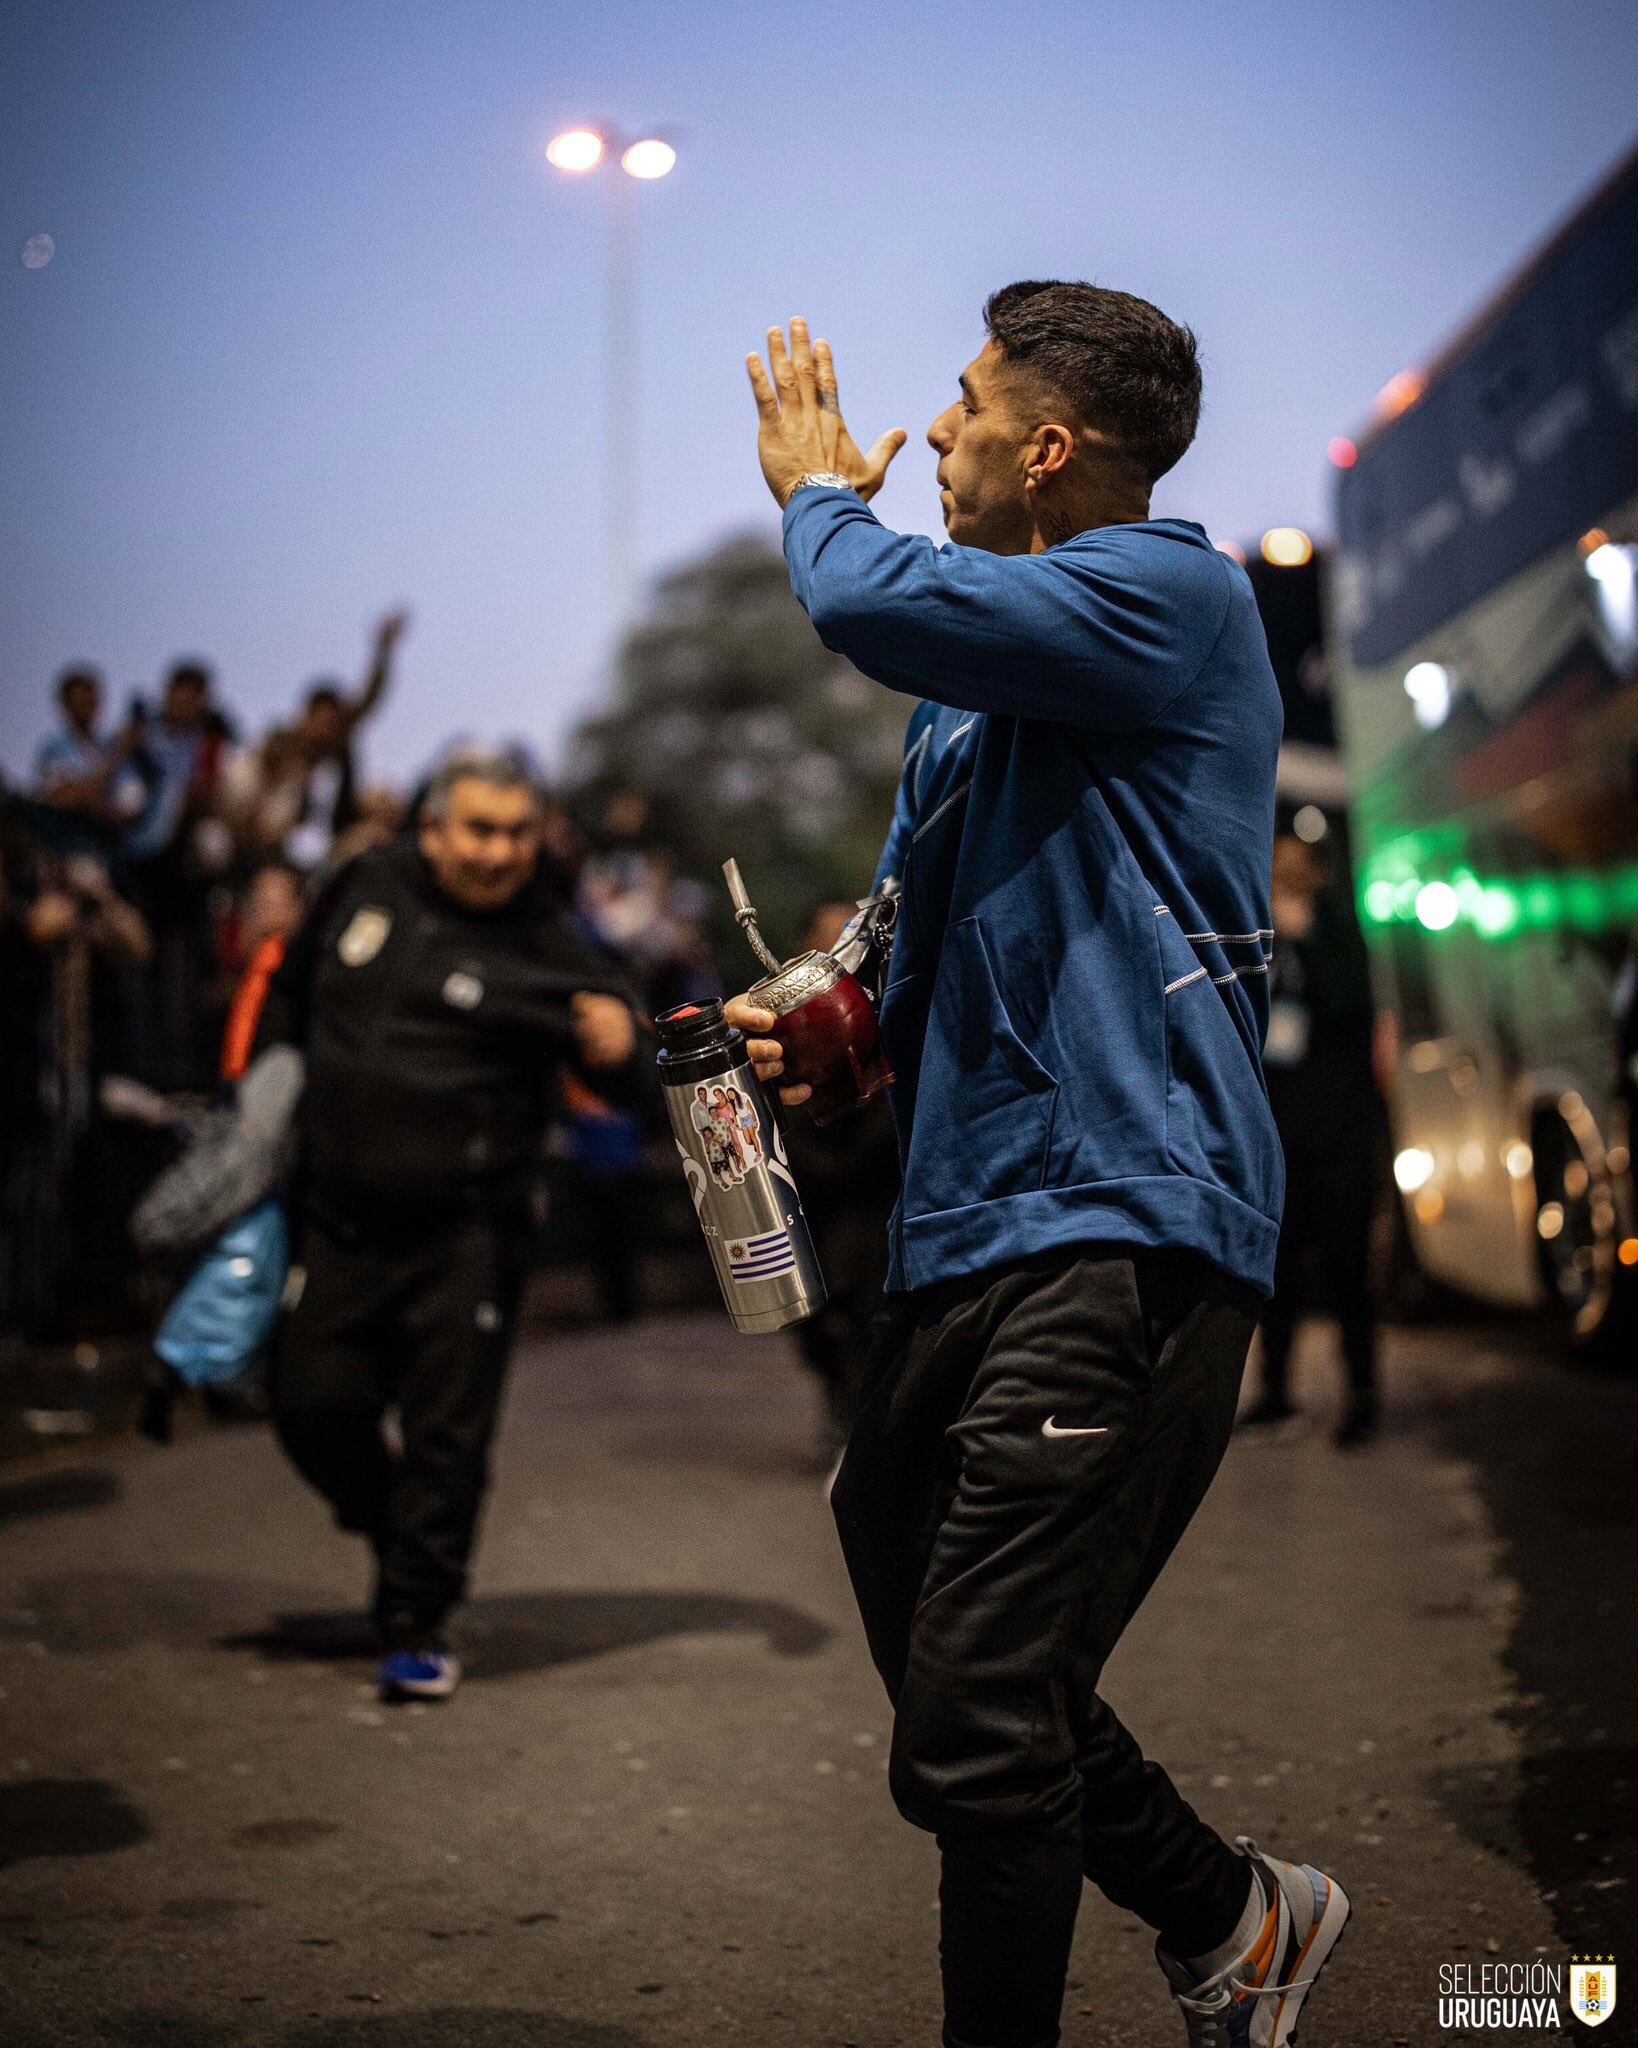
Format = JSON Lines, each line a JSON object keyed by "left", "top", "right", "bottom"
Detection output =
{"left": 1156, "top": 912, "right": 1281, "bottom": 1209}
{"left": 907, "top": 918, "right": 1059, "bottom": 1215}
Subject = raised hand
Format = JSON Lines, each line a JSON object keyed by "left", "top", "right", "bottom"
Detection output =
{"left": 747, "top": 317, "right": 907, "bottom": 508}
{"left": 374, "top": 609, "right": 411, "bottom": 654}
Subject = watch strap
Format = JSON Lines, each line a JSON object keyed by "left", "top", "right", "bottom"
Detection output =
{"left": 785, "top": 471, "right": 857, "bottom": 504}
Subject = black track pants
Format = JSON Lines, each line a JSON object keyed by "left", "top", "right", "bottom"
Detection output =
{"left": 831, "top": 1248, "right": 1258, "bottom": 2048}
{"left": 272, "top": 1198, "right": 528, "bottom": 1644}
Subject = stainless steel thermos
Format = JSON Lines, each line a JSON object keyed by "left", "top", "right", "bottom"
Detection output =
{"left": 654, "top": 999, "right": 827, "bottom": 1334}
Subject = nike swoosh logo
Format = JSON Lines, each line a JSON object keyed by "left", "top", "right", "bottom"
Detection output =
{"left": 1041, "top": 1418, "right": 1109, "bottom": 1439}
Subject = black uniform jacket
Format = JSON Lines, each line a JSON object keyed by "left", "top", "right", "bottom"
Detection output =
{"left": 256, "top": 837, "right": 644, "bottom": 1205}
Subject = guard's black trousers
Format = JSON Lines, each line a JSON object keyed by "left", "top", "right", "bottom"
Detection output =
{"left": 831, "top": 1248, "right": 1259, "bottom": 2048}
{"left": 1258, "top": 1137, "right": 1378, "bottom": 1407}
{"left": 272, "top": 1195, "right": 529, "bottom": 1646}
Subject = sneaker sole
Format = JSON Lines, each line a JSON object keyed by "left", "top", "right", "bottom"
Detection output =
{"left": 1270, "top": 1872, "right": 1351, "bottom": 2048}
{"left": 380, "top": 1676, "right": 459, "bottom": 1701}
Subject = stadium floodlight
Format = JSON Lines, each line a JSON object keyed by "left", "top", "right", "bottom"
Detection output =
{"left": 620, "top": 139, "right": 677, "bottom": 180}
{"left": 546, "top": 128, "right": 605, "bottom": 172}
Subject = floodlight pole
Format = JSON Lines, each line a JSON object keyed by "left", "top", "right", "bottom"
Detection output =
{"left": 602, "top": 160, "right": 639, "bottom": 630}
{"left": 546, "top": 125, "right": 675, "bottom": 638}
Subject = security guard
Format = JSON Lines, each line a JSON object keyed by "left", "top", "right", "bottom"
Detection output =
{"left": 257, "top": 747, "right": 642, "bottom": 1700}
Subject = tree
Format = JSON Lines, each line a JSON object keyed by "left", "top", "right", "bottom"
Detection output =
{"left": 568, "top": 533, "right": 908, "bottom": 956}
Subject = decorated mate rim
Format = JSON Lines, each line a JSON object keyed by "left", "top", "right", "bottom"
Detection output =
{"left": 746, "top": 949, "right": 846, "bottom": 1015}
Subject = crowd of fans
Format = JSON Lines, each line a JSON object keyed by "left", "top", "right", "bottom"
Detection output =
{"left": 0, "top": 620, "right": 728, "bottom": 1349}
{"left": 3, "top": 625, "right": 1390, "bottom": 1467}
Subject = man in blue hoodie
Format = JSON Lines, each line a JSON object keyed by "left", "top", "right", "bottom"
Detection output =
{"left": 726, "top": 293, "right": 1350, "bottom": 2048}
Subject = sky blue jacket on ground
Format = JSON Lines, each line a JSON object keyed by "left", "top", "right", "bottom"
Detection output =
{"left": 782, "top": 486, "right": 1285, "bottom": 1298}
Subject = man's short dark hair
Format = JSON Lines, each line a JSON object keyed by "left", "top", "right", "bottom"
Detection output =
{"left": 305, "top": 680, "right": 344, "bottom": 711}
{"left": 56, "top": 664, "right": 100, "bottom": 704}
{"left": 983, "top": 281, "right": 1202, "bottom": 485}
{"left": 165, "top": 660, "right": 211, "bottom": 696}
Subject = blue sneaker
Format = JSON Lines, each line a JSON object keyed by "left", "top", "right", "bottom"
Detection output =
{"left": 378, "top": 1647, "right": 461, "bottom": 1701}
{"left": 1157, "top": 1838, "right": 1350, "bottom": 2046}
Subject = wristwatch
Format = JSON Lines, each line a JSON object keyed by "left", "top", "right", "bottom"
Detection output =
{"left": 784, "top": 471, "right": 856, "bottom": 504}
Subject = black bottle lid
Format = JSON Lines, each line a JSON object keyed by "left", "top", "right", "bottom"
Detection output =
{"left": 654, "top": 999, "right": 743, "bottom": 1077}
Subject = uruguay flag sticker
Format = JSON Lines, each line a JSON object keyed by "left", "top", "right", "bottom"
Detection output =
{"left": 726, "top": 1228, "right": 796, "bottom": 1284}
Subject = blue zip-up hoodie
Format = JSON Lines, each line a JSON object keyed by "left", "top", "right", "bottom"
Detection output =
{"left": 782, "top": 487, "right": 1284, "bottom": 1298}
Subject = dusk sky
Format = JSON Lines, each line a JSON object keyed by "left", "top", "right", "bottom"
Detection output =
{"left": 4, "top": 1, "right": 1635, "bottom": 786}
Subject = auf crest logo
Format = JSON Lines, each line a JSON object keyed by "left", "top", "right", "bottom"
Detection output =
{"left": 1570, "top": 1956, "right": 1618, "bottom": 2028}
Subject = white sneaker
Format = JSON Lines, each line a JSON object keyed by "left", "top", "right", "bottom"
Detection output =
{"left": 1157, "top": 1838, "right": 1351, "bottom": 2047}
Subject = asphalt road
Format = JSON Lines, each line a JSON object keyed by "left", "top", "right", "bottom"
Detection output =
{"left": 2, "top": 1305, "right": 1633, "bottom": 2048}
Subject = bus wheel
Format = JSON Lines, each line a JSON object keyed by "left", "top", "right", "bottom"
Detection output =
{"left": 1530, "top": 1101, "right": 1628, "bottom": 1362}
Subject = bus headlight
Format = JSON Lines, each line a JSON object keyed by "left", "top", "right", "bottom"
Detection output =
{"left": 1394, "top": 1146, "right": 1436, "bottom": 1192}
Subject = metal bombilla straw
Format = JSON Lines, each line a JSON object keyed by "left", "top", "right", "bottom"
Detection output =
{"left": 723, "top": 858, "right": 782, "bottom": 976}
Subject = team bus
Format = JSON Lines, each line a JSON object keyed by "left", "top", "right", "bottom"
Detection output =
{"left": 1329, "top": 142, "right": 1638, "bottom": 1354}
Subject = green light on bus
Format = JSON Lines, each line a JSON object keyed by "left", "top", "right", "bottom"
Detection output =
{"left": 1364, "top": 880, "right": 1398, "bottom": 923}
{"left": 1413, "top": 881, "right": 1460, "bottom": 931}
{"left": 1359, "top": 854, "right": 1638, "bottom": 941}
{"left": 1521, "top": 879, "right": 1561, "bottom": 929}
{"left": 1564, "top": 873, "right": 1604, "bottom": 931}
{"left": 1474, "top": 885, "right": 1521, "bottom": 938}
